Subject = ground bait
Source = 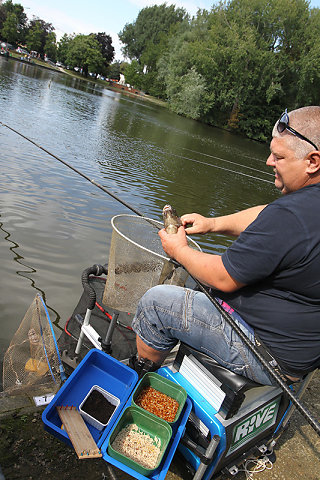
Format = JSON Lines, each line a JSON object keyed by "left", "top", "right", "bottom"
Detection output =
{"left": 111, "top": 423, "right": 161, "bottom": 469}
{"left": 81, "top": 389, "right": 116, "bottom": 424}
{"left": 136, "top": 386, "right": 179, "bottom": 422}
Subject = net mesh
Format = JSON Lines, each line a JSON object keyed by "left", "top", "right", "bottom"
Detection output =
{"left": 103, "top": 215, "right": 201, "bottom": 313}
{"left": 3, "top": 294, "right": 61, "bottom": 395}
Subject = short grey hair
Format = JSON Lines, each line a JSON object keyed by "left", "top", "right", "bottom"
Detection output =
{"left": 272, "top": 106, "right": 320, "bottom": 159}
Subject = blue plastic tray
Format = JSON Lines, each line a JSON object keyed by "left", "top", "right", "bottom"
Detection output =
{"left": 42, "top": 349, "right": 138, "bottom": 446}
{"left": 42, "top": 350, "right": 192, "bottom": 479}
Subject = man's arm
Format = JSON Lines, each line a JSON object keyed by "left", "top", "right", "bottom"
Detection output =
{"left": 158, "top": 228, "right": 245, "bottom": 292}
{"left": 181, "top": 205, "right": 267, "bottom": 237}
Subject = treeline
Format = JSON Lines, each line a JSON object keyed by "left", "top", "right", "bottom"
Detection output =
{"left": 120, "top": 0, "right": 320, "bottom": 141}
{"left": 0, "top": 0, "right": 119, "bottom": 78}
{"left": 2, "top": 0, "right": 320, "bottom": 140}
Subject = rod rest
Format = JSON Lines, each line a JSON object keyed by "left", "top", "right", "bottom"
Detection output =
{"left": 174, "top": 344, "right": 264, "bottom": 419}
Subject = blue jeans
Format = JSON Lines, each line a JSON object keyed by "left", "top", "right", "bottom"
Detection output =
{"left": 132, "top": 285, "right": 276, "bottom": 386}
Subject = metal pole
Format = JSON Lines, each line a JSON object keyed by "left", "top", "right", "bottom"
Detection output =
{"left": 192, "top": 435, "right": 220, "bottom": 480}
{"left": 75, "top": 309, "right": 92, "bottom": 354}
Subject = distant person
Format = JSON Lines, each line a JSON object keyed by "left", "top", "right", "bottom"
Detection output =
{"left": 131, "top": 106, "right": 320, "bottom": 385}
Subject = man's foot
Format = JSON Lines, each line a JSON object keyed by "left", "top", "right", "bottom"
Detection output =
{"left": 128, "top": 354, "right": 160, "bottom": 379}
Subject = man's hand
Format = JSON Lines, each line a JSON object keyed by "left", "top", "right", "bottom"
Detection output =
{"left": 181, "top": 213, "right": 214, "bottom": 235}
{"left": 181, "top": 206, "right": 267, "bottom": 237}
{"left": 158, "top": 226, "right": 188, "bottom": 259}
{"left": 159, "top": 225, "right": 243, "bottom": 292}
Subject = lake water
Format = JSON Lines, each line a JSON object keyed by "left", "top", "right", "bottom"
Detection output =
{"left": 0, "top": 57, "right": 278, "bottom": 369}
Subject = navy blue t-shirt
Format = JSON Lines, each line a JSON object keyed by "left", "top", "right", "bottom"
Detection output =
{"left": 221, "top": 183, "right": 320, "bottom": 374}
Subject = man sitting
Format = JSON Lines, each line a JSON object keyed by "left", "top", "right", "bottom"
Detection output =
{"left": 131, "top": 106, "right": 320, "bottom": 385}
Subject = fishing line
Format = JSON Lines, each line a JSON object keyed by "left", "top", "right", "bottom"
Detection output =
{"left": 0, "top": 217, "right": 61, "bottom": 322}
{"left": 2, "top": 121, "right": 319, "bottom": 435}
{"left": 239, "top": 152, "right": 270, "bottom": 163}
{"left": 180, "top": 146, "right": 274, "bottom": 176}
{"left": 230, "top": 150, "right": 269, "bottom": 164}
{"left": 166, "top": 150, "right": 274, "bottom": 184}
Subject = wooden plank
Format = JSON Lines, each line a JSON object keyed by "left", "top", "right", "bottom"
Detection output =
{"left": 56, "top": 406, "right": 102, "bottom": 459}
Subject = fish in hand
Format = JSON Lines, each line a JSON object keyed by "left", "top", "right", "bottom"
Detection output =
{"left": 159, "top": 205, "right": 182, "bottom": 284}
{"left": 162, "top": 205, "right": 182, "bottom": 234}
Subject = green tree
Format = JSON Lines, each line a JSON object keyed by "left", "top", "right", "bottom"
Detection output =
{"left": 25, "top": 20, "right": 42, "bottom": 52}
{"left": 119, "top": 3, "right": 187, "bottom": 61}
{"left": 159, "top": 0, "right": 317, "bottom": 140}
{"left": 0, "top": 1, "right": 27, "bottom": 43}
{"left": 25, "top": 17, "right": 55, "bottom": 56}
{"left": 65, "top": 34, "right": 105, "bottom": 76}
{"left": 166, "top": 66, "right": 211, "bottom": 119}
{"left": 57, "top": 33, "right": 73, "bottom": 64}
{"left": 92, "top": 32, "right": 114, "bottom": 65}
{"left": 119, "top": 3, "right": 188, "bottom": 96}
{"left": 3, "top": 1, "right": 27, "bottom": 27}
{"left": 106, "top": 60, "right": 121, "bottom": 80}
{"left": 123, "top": 60, "right": 143, "bottom": 88}
{"left": 209, "top": 0, "right": 313, "bottom": 137}
{"left": 296, "top": 7, "right": 320, "bottom": 105}
{"left": 44, "top": 31, "right": 57, "bottom": 60}
{"left": 1, "top": 12, "right": 18, "bottom": 44}
{"left": 0, "top": 3, "right": 7, "bottom": 33}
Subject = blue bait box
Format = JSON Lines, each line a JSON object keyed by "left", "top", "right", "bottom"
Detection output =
{"left": 42, "top": 349, "right": 192, "bottom": 480}
{"left": 42, "top": 349, "right": 138, "bottom": 446}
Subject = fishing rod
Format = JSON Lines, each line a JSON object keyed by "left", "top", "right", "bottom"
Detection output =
{"left": 0, "top": 122, "right": 145, "bottom": 218}
{"left": 2, "top": 122, "right": 320, "bottom": 436}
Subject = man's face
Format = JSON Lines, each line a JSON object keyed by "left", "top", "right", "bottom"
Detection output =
{"left": 266, "top": 137, "right": 309, "bottom": 194}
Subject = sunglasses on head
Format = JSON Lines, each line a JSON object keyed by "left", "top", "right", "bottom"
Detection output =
{"left": 277, "top": 109, "right": 318, "bottom": 151}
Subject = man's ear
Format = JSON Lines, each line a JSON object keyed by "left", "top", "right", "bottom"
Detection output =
{"left": 306, "top": 151, "right": 320, "bottom": 174}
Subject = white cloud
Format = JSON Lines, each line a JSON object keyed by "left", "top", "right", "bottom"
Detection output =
{"left": 21, "top": 1, "right": 125, "bottom": 59}
{"left": 25, "top": 4, "right": 102, "bottom": 38}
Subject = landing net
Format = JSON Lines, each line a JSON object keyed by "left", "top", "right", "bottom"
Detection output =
{"left": 2, "top": 294, "right": 61, "bottom": 395}
{"left": 103, "top": 215, "right": 201, "bottom": 313}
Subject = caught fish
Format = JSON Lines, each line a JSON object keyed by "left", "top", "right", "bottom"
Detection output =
{"left": 162, "top": 204, "right": 182, "bottom": 234}
{"left": 159, "top": 205, "right": 182, "bottom": 284}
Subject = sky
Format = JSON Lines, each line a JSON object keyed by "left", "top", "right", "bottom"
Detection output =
{"left": 15, "top": 0, "right": 320, "bottom": 61}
